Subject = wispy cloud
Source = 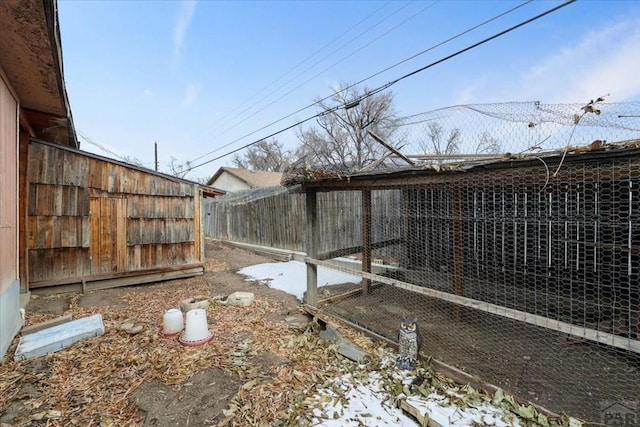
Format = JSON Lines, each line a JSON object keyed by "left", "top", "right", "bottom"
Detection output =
{"left": 143, "top": 89, "right": 154, "bottom": 98}
{"left": 180, "top": 83, "right": 201, "bottom": 109}
{"left": 173, "top": 0, "right": 197, "bottom": 57}
{"left": 519, "top": 17, "right": 640, "bottom": 102}
{"left": 452, "top": 15, "right": 640, "bottom": 104}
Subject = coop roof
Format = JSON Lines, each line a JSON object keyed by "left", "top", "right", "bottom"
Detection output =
{"left": 283, "top": 139, "right": 640, "bottom": 191}
{"left": 206, "top": 167, "right": 284, "bottom": 188}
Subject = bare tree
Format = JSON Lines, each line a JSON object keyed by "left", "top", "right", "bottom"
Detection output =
{"left": 475, "top": 131, "right": 501, "bottom": 154}
{"left": 232, "top": 139, "right": 291, "bottom": 172}
{"left": 121, "top": 155, "right": 146, "bottom": 168}
{"left": 419, "top": 123, "right": 461, "bottom": 163}
{"left": 167, "top": 156, "right": 192, "bottom": 178}
{"left": 294, "top": 83, "right": 402, "bottom": 171}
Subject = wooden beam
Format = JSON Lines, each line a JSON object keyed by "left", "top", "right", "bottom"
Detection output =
{"left": 216, "top": 239, "right": 306, "bottom": 262}
{"left": 29, "top": 263, "right": 204, "bottom": 289}
{"left": 18, "top": 131, "right": 30, "bottom": 293}
{"left": 318, "top": 287, "right": 363, "bottom": 307}
{"left": 400, "top": 400, "right": 442, "bottom": 427}
{"left": 304, "top": 257, "right": 640, "bottom": 354}
{"left": 195, "top": 188, "right": 204, "bottom": 263}
{"left": 305, "top": 191, "right": 319, "bottom": 306}
{"left": 317, "top": 238, "right": 402, "bottom": 261}
{"left": 361, "top": 189, "right": 372, "bottom": 293}
{"left": 19, "top": 109, "right": 36, "bottom": 137}
{"left": 367, "top": 130, "right": 415, "bottom": 166}
{"left": 31, "top": 267, "right": 204, "bottom": 295}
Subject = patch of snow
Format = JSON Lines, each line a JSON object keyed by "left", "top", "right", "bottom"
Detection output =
{"left": 237, "top": 260, "right": 361, "bottom": 300}
{"left": 311, "top": 371, "right": 417, "bottom": 426}
{"left": 309, "top": 356, "right": 523, "bottom": 427}
{"left": 405, "top": 394, "right": 521, "bottom": 427}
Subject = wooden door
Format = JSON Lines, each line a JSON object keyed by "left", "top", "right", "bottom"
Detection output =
{"left": 90, "top": 197, "right": 126, "bottom": 274}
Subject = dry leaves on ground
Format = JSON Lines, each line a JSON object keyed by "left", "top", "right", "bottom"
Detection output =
{"left": 0, "top": 275, "right": 383, "bottom": 426}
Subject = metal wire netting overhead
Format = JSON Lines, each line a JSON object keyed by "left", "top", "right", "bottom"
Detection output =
{"left": 396, "top": 101, "right": 640, "bottom": 158}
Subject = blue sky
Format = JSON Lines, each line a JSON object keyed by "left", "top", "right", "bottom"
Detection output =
{"left": 58, "top": 0, "right": 640, "bottom": 180}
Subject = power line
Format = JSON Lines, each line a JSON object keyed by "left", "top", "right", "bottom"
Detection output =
{"left": 78, "top": 130, "right": 153, "bottom": 166}
{"left": 186, "top": 0, "right": 576, "bottom": 173}
{"left": 189, "top": 0, "right": 421, "bottom": 164}
{"left": 207, "top": 1, "right": 434, "bottom": 143}
{"left": 206, "top": 1, "right": 395, "bottom": 131}
{"left": 186, "top": 0, "right": 534, "bottom": 166}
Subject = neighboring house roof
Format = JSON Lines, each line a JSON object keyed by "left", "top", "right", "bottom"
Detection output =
{"left": 206, "top": 167, "right": 283, "bottom": 188}
{"left": 0, "top": 0, "right": 77, "bottom": 148}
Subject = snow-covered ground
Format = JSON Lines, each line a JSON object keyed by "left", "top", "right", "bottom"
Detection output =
{"left": 237, "top": 261, "right": 577, "bottom": 427}
{"left": 309, "top": 356, "right": 524, "bottom": 427}
{"left": 237, "top": 260, "right": 361, "bottom": 300}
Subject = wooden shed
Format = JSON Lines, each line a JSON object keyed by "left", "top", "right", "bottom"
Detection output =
{"left": 25, "top": 139, "right": 224, "bottom": 292}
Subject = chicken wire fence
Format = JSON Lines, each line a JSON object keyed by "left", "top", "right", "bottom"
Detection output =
{"left": 311, "top": 159, "right": 640, "bottom": 423}
{"left": 204, "top": 100, "right": 640, "bottom": 423}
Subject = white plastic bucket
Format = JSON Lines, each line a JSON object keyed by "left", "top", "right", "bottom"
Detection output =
{"left": 162, "top": 308, "right": 184, "bottom": 334}
{"left": 182, "top": 309, "right": 209, "bottom": 342}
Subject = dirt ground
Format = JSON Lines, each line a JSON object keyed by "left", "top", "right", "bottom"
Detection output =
{"left": 0, "top": 241, "right": 308, "bottom": 426}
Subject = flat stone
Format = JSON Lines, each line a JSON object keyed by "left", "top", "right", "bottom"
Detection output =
{"left": 227, "top": 292, "right": 255, "bottom": 307}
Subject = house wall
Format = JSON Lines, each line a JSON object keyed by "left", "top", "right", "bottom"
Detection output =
{"left": 27, "top": 141, "right": 203, "bottom": 288}
{"left": 0, "top": 71, "right": 21, "bottom": 359}
{"left": 211, "top": 171, "right": 251, "bottom": 193}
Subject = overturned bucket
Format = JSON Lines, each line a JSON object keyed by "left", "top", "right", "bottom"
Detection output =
{"left": 179, "top": 309, "right": 213, "bottom": 346}
{"left": 161, "top": 308, "right": 184, "bottom": 336}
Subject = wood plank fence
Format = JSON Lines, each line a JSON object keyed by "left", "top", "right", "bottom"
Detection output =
{"left": 203, "top": 186, "right": 402, "bottom": 258}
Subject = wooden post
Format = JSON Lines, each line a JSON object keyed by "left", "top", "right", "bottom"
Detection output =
{"left": 195, "top": 188, "right": 204, "bottom": 263}
{"left": 305, "top": 190, "right": 318, "bottom": 306}
{"left": 362, "top": 189, "right": 372, "bottom": 293}
{"left": 18, "top": 133, "right": 30, "bottom": 293}
{"left": 452, "top": 185, "right": 464, "bottom": 320}
{"left": 402, "top": 188, "right": 410, "bottom": 270}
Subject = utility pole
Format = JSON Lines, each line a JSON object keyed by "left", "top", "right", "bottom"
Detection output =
{"left": 154, "top": 141, "right": 158, "bottom": 171}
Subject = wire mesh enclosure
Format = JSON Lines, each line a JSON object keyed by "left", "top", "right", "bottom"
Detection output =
{"left": 304, "top": 151, "right": 640, "bottom": 422}
{"left": 204, "top": 101, "right": 640, "bottom": 423}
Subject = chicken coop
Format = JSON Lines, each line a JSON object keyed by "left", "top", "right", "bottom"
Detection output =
{"left": 203, "top": 101, "right": 640, "bottom": 422}
{"left": 291, "top": 143, "right": 640, "bottom": 422}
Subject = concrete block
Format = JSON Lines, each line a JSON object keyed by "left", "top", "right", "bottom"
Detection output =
{"left": 227, "top": 292, "right": 255, "bottom": 307}
{"left": 14, "top": 313, "right": 105, "bottom": 361}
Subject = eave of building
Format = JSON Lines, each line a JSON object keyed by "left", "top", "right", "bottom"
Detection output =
{"left": 0, "top": 0, "right": 77, "bottom": 148}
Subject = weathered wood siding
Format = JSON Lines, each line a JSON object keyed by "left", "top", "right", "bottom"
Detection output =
{"left": 27, "top": 141, "right": 202, "bottom": 286}
{"left": 204, "top": 188, "right": 402, "bottom": 257}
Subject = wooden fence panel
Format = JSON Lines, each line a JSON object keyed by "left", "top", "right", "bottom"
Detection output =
{"left": 203, "top": 188, "right": 403, "bottom": 257}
